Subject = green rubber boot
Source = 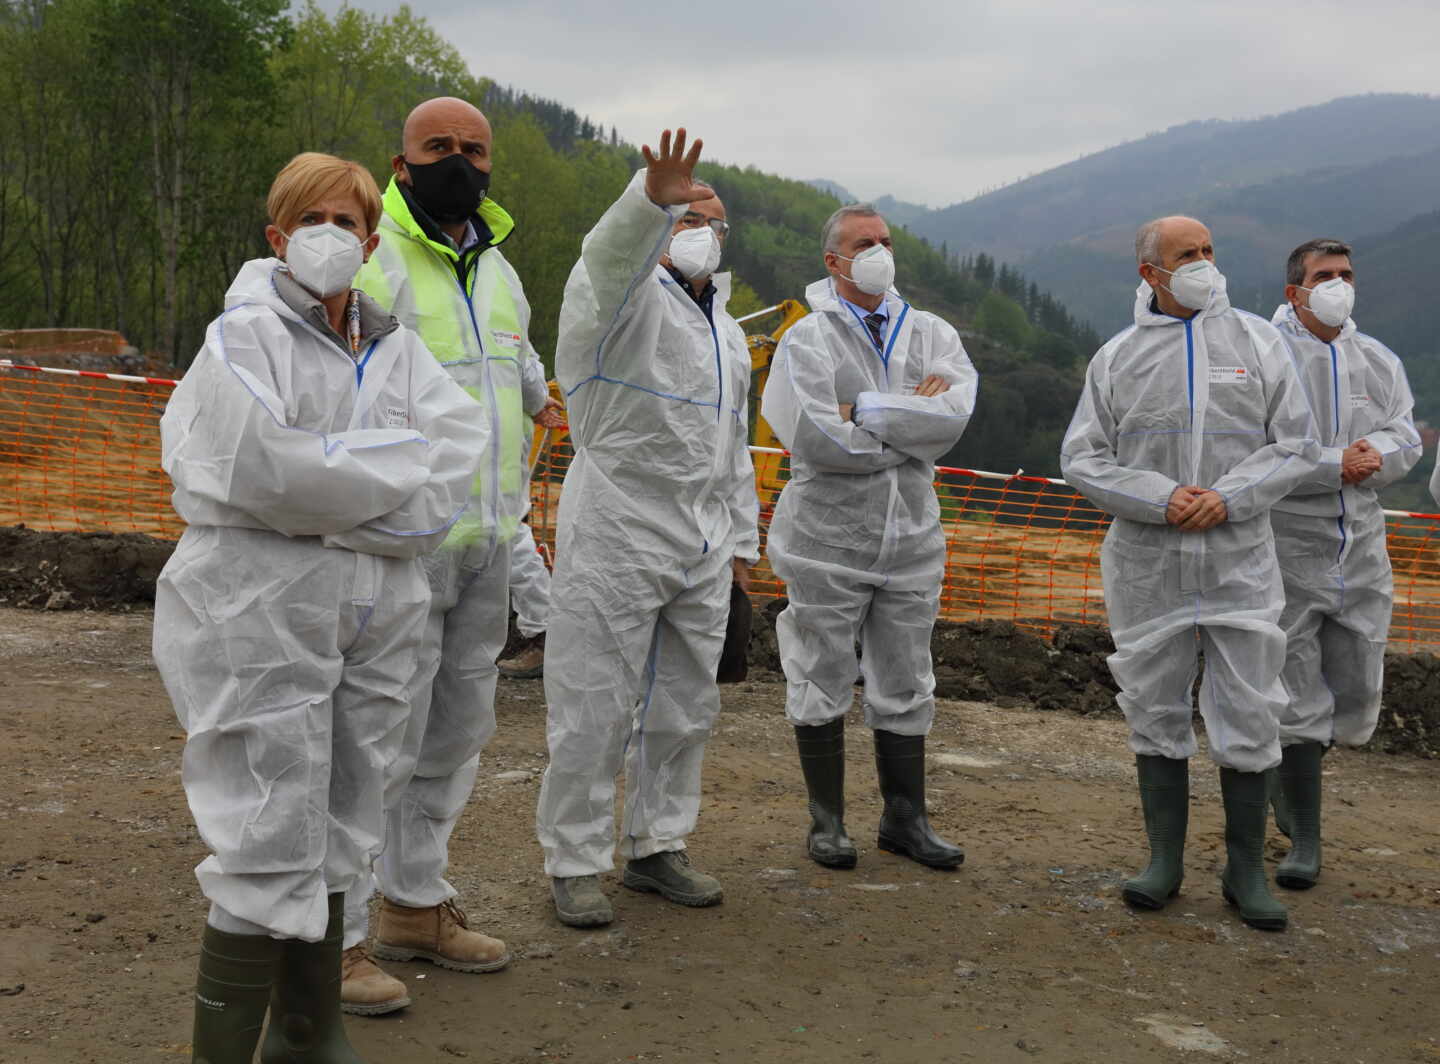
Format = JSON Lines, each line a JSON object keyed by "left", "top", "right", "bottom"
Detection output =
{"left": 1121, "top": 755, "right": 1188, "bottom": 909}
{"left": 1219, "top": 767, "right": 1288, "bottom": 931}
{"left": 794, "top": 719, "right": 857, "bottom": 869}
{"left": 260, "top": 894, "right": 364, "bottom": 1063}
{"left": 1267, "top": 766, "right": 1292, "bottom": 839}
{"left": 1276, "top": 742, "right": 1324, "bottom": 889}
{"left": 192, "top": 923, "right": 280, "bottom": 1063}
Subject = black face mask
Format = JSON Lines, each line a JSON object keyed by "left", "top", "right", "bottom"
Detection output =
{"left": 403, "top": 153, "right": 490, "bottom": 224}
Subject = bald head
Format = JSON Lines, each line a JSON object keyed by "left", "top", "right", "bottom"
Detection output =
{"left": 393, "top": 97, "right": 493, "bottom": 183}
{"left": 1135, "top": 215, "right": 1210, "bottom": 269}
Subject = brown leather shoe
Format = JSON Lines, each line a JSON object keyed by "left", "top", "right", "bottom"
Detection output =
{"left": 340, "top": 944, "right": 411, "bottom": 1016}
{"left": 373, "top": 898, "right": 511, "bottom": 973}
{"left": 497, "top": 633, "right": 545, "bottom": 679}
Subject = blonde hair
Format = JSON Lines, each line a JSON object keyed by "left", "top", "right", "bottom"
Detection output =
{"left": 266, "top": 152, "right": 382, "bottom": 236}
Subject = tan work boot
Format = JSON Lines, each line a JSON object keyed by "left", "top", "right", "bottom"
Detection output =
{"left": 340, "top": 944, "right": 411, "bottom": 1016}
{"left": 497, "top": 633, "right": 545, "bottom": 679}
{"left": 373, "top": 898, "right": 511, "bottom": 973}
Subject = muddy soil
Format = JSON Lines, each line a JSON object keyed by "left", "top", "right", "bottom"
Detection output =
{"left": 1, "top": 608, "right": 1437, "bottom": 1064}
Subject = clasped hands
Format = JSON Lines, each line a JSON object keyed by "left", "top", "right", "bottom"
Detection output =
{"left": 1166, "top": 486, "right": 1228, "bottom": 531}
{"left": 1341, "top": 439, "right": 1382, "bottom": 484}
{"left": 838, "top": 374, "right": 949, "bottom": 421}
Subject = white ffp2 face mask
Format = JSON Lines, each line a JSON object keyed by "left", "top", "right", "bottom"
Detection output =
{"left": 1300, "top": 278, "right": 1354, "bottom": 328}
{"left": 668, "top": 226, "right": 722, "bottom": 281}
{"left": 284, "top": 222, "right": 365, "bottom": 299}
{"left": 1152, "top": 259, "right": 1224, "bottom": 311}
{"left": 837, "top": 244, "right": 895, "bottom": 296}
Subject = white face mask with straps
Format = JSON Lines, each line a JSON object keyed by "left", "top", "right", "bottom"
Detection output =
{"left": 668, "top": 226, "right": 722, "bottom": 281}
{"left": 1148, "top": 259, "right": 1224, "bottom": 311}
{"left": 284, "top": 223, "right": 365, "bottom": 299}
{"left": 1298, "top": 278, "right": 1354, "bottom": 328}
{"left": 835, "top": 244, "right": 895, "bottom": 296}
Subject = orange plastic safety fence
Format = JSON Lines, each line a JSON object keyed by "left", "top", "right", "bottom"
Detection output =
{"left": 6, "top": 365, "right": 1440, "bottom": 654}
{"left": 0, "top": 363, "right": 181, "bottom": 538}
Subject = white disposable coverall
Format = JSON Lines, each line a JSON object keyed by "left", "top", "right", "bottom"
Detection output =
{"left": 536, "top": 170, "right": 759, "bottom": 879}
{"left": 343, "top": 191, "right": 550, "bottom": 947}
{"left": 1061, "top": 283, "right": 1320, "bottom": 772}
{"left": 510, "top": 419, "right": 552, "bottom": 639}
{"left": 762, "top": 278, "right": 977, "bottom": 735}
{"left": 1269, "top": 304, "right": 1421, "bottom": 746}
{"left": 153, "top": 259, "right": 485, "bottom": 942}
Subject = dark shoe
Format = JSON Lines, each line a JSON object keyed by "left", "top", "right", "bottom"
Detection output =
{"left": 1276, "top": 742, "right": 1324, "bottom": 890}
{"left": 192, "top": 923, "right": 280, "bottom": 1064}
{"left": 551, "top": 875, "right": 614, "bottom": 928}
{"left": 260, "top": 893, "right": 363, "bottom": 1063}
{"left": 1219, "top": 768, "right": 1289, "bottom": 931}
{"left": 497, "top": 633, "right": 545, "bottom": 679}
{"left": 1121, "top": 755, "right": 1188, "bottom": 910}
{"left": 622, "top": 851, "right": 723, "bottom": 906}
{"left": 794, "top": 720, "right": 857, "bottom": 869}
{"left": 1267, "top": 766, "right": 1292, "bottom": 839}
{"left": 873, "top": 730, "right": 964, "bottom": 869}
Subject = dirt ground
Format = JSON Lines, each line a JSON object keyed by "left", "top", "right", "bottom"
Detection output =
{"left": 1, "top": 608, "right": 1438, "bottom": 1064}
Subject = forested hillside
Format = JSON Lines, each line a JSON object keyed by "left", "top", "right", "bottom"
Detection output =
{"left": 0, "top": 0, "right": 1102, "bottom": 477}
{"left": 904, "top": 94, "right": 1440, "bottom": 343}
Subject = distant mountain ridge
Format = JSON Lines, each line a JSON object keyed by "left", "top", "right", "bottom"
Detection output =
{"left": 803, "top": 180, "right": 931, "bottom": 229}
{"left": 902, "top": 93, "right": 1440, "bottom": 340}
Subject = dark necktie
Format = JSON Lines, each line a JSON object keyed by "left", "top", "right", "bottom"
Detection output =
{"left": 863, "top": 312, "right": 885, "bottom": 352}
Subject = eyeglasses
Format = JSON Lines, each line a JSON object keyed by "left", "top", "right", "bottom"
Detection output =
{"left": 680, "top": 212, "right": 730, "bottom": 237}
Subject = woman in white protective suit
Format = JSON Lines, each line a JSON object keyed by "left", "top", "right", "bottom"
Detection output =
{"left": 762, "top": 204, "right": 978, "bottom": 873}
{"left": 152, "top": 153, "right": 485, "bottom": 1063}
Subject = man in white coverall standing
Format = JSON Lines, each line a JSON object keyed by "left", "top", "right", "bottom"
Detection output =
{"left": 1061, "top": 216, "right": 1319, "bottom": 931}
{"left": 341, "top": 96, "right": 564, "bottom": 1014}
{"left": 761, "top": 204, "right": 977, "bottom": 872}
{"left": 1267, "top": 237, "right": 1421, "bottom": 890}
{"left": 536, "top": 129, "right": 760, "bottom": 927}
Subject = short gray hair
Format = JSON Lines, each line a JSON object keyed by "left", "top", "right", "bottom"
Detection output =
{"left": 1286, "top": 238, "right": 1352, "bottom": 287}
{"left": 822, "top": 203, "right": 883, "bottom": 253}
{"left": 1134, "top": 218, "right": 1164, "bottom": 266}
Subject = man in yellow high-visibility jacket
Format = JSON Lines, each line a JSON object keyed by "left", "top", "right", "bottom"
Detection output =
{"left": 340, "top": 96, "right": 563, "bottom": 1016}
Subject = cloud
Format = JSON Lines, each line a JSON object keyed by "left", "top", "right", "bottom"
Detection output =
{"left": 326, "top": 0, "right": 1440, "bottom": 207}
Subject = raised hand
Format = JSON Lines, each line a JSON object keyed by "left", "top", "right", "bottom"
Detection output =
{"left": 642, "top": 128, "right": 713, "bottom": 207}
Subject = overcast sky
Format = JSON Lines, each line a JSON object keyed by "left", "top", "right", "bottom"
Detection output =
{"left": 326, "top": 0, "right": 1440, "bottom": 208}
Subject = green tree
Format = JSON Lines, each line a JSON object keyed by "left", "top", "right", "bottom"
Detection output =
{"left": 973, "top": 290, "right": 1031, "bottom": 350}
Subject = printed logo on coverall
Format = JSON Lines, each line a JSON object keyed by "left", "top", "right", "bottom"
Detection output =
{"left": 490, "top": 329, "right": 522, "bottom": 349}
{"left": 1351, "top": 394, "right": 1371, "bottom": 408}
{"left": 383, "top": 406, "right": 409, "bottom": 428}
{"left": 1207, "top": 366, "right": 1249, "bottom": 384}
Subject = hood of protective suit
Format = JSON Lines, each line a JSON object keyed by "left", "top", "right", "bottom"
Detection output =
{"left": 1132, "top": 278, "right": 1229, "bottom": 327}
{"left": 1269, "top": 302, "right": 1356, "bottom": 343}
{"left": 224, "top": 257, "right": 295, "bottom": 316}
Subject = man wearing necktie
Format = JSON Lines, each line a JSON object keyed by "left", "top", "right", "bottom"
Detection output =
{"left": 760, "top": 204, "right": 979, "bottom": 871}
